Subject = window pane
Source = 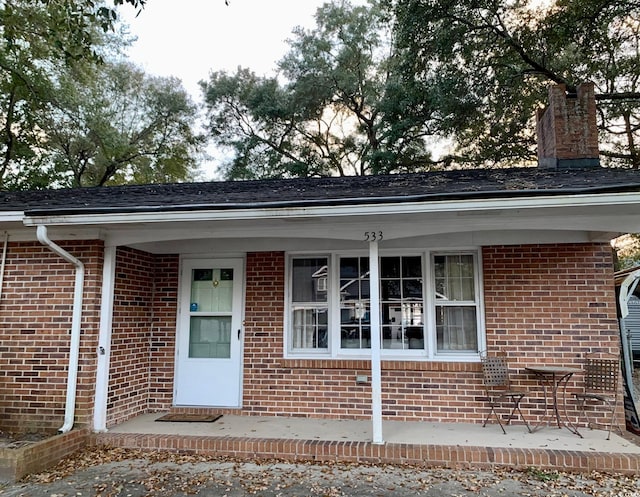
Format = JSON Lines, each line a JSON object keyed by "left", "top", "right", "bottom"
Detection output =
{"left": 292, "top": 258, "right": 328, "bottom": 303}
{"left": 436, "top": 306, "right": 478, "bottom": 352}
{"left": 382, "top": 302, "right": 424, "bottom": 350}
{"left": 402, "top": 256, "right": 422, "bottom": 277}
{"left": 340, "top": 279, "right": 361, "bottom": 301}
{"left": 407, "top": 324, "right": 424, "bottom": 349}
{"left": 292, "top": 307, "right": 328, "bottom": 349}
{"left": 381, "top": 257, "right": 400, "bottom": 278}
{"left": 434, "top": 254, "right": 475, "bottom": 301}
{"left": 341, "top": 325, "right": 371, "bottom": 348}
{"left": 341, "top": 301, "right": 370, "bottom": 348}
{"left": 381, "top": 280, "right": 401, "bottom": 300}
{"left": 381, "top": 302, "right": 397, "bottom": 325}
{"left": 340, "top": 257, "right": 360, "bottom": 278}
{"left": 193, "top": 269, "right": 213, "bottom": 281}
{"left": 403, "top": 279, "right": 423, "bottom": 299}
{"left": 382, "top": 324, "right": 402, "bottom": 349}
{"left": 380, "top": 256, "right": 424, "bottom": 351}
{"left": 360, "top": 279, "right": 370, "bottom": 298}
{"left": 339, "top": 256, "right": 371, "bottom": 350}
{"left": 189, "top": 316, "right": 231, "bottom": 358}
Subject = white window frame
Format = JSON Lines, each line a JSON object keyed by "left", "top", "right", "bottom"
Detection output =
{"left": 285, "top": 249, "right": 485, "bottom": 361}
{"left": 287, "top": 254, "right": 331, "bottom": 356}
{"left": 426, "top": 251, "right": 486, "bottom": 359}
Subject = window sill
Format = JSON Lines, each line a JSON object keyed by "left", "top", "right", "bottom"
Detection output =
{"left": 276, "top": 358, "right": 481, "bottom": 371}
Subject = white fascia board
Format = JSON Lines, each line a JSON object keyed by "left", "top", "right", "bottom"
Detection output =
{"left": 22, "top": 191, "right": 640, "bottom": 227}
{"left": 0, "top": 211, "right": 25, "bottom": 222}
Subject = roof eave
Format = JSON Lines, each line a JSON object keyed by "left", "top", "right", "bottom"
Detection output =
{"left": 21, "top": 191, "right": 640, "bottom": 227}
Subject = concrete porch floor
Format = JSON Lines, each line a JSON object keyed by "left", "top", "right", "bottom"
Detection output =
{"left": 93, "top": 413, "right": 640, "bottom": 474}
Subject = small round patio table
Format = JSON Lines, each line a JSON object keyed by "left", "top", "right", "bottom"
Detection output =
{"left": 524, "top": 365, "right": 581, "bottom": 432}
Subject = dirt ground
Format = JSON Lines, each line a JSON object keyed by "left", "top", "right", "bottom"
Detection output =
{"left": 0, "top": 446, "right": 639, "bottom": 497}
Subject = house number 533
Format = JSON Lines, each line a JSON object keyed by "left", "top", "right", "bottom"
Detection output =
{"left": 364, "top": 231, "right": 384, "bottom": 241}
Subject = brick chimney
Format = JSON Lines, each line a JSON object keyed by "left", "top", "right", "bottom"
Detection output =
{"left": 536, "top": 82, "right": 600, "bottom": 169}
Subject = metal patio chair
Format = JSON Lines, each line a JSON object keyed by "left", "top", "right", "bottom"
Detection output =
{"left": 572, "top": 353, "right": 621, "bottom": 440}
{"left": 480, "top": 351, "right": 531, "bottom": 434}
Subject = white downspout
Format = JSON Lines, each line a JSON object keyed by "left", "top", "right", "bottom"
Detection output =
{"left": 0, "top": 231, "right": 8, "bottom": 303}
{"left": 36, "top": 225, "right": 85, "bottom": 433}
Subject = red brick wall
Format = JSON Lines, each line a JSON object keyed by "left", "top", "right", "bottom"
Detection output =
{"left": 238, "top": 243, "right": 622, "bottom": 426}
{"left": 483, "top": 243, "right": 622, "bottom": 425}
{"left": 483, "top": 243, "right": 619, "bottom": 359}
{"left": 106, "top": 249, "right": 178, "bottom": 426}
{"left": 148, "top": 254, "right": 179, "bottom": 410}
{"left": 107, "top": 247, "right": 154, "bottom": 424}
{"left": 537, "top": 83, "right": 599, "bottom": 163}
{"left": 242, "top": 252, "right": 287, "bottom": 414}
{"left": 0, "top": 240, "right": 620, "bottom": 433}
{"left": 0, "top": 241, "right": 103, "bottom": 435}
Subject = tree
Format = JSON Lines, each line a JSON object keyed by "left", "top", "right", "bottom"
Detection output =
{"left": 0, "top": 1, "right": 205, "bottom": 189}
{"left": 0, "top": 0, "right": 144, "bottom": 189}
{"left": 613, "top": 234, "right": 640, "bottom": 270}
{"left": 201, "top": 0, "right": 442, "bottom": 179}
{"left": 390, "top": 0, "right": 640, "bottom": 168}
{"left": 41, "top": 61, "right": 204, "bottom": 188}
{"left": 1, "top": 0, "right": 145, "bottom": 61}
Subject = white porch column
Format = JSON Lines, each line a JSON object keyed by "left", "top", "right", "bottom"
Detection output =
{"left": 93, "top": 245, "right": 117, "bottom": 432}
{"left": 369, "top": 239, "right": 384, "bottom": 444}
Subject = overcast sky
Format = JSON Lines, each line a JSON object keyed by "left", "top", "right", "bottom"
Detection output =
{"left": 119, "top": 0, "right": 368, "bottom": 179}
{"left": 120, "top": 0, "right": 336, "bottom": 99}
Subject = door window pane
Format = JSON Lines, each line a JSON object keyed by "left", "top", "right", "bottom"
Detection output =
{"left": 189, "top": 316, "right": 231, "bottom": 358}
{"left": 191, "top": 268, "right": 233, "bottom": 312}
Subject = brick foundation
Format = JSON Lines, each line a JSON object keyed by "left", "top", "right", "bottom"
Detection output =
{"left": 92, "top": 430, "right": 640, "bottom": 475}
{"left": 0, "top": 428, "right": 89, "bottom": 483}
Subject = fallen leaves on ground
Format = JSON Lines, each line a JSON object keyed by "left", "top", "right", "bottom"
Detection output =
{"left": 11, "top": 446, "right": 640, "bottom": 497}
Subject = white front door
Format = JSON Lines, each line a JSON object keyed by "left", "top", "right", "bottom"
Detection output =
{"left": 175, "top": 258, "right": 244, "bottom": 406}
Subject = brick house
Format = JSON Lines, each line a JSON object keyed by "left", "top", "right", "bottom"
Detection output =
{"left": 1, "top": 82, "right": 639, "bottom": 442}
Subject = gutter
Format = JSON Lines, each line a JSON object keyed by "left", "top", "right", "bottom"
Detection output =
{"left": 21, "top": 190, "right": 640, "bottom": 229}
{"left": 21, "top": 182, "right": 640, "bottom": 218}
{"left": 36, "top": 225, "right": 85, "bottom": 434}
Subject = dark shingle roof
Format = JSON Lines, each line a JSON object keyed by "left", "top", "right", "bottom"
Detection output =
{"left": 3, "top": 167, "right": 640, "bottom": 216}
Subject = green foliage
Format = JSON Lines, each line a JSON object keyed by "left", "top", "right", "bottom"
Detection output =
{"left": 44, "top": 61, "right": 204, "bottom": 187}
{"left": 0, "top": 0, "right": 203, "bottom": 189}
{"left": 613, "top": 234, "right": 640, "bottom": 271}
{"left": 391, "top": 0, "right": 640, "bottom": 168}
{"left": 204, "top": 0, "right": 640, "bottom": 178}
{"left": 526, "top": 466, "right": 560, "bottom": 482}
{"left": 1, "top": 1, "right": 144, "bottom": 63}
{"left": 201, "top": 0, "right": 440, "bottom": 179}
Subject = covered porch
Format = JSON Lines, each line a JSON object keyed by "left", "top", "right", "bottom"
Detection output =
{"left": 94, "top": 413, "right": 640, "bottom": 474}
